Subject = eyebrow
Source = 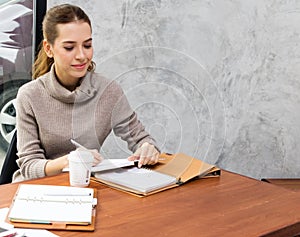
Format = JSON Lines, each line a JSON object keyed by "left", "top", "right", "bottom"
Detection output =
{"left": 62, "top": 38, "right": 92, "bottom": 44}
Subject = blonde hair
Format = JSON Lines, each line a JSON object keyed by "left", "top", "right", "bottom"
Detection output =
{"left": 32, "top": 4, "right": 95, "bottom": 79}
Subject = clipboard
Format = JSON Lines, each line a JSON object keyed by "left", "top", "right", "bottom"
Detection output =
{"left": 92, "top": 153, "right": 220, "bottom": 197}
{"left": 6, "top": 184, "right": 97, "bottom": 231}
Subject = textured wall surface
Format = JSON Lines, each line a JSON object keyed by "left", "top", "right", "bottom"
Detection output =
{"left": 48, "top": 0, "right": 300, "bottom": 179}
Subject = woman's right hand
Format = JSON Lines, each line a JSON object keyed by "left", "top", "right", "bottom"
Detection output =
{"left": 89, "top": 149, "right": 103, "bottom": 166}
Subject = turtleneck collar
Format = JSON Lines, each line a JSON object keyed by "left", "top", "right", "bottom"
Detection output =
{"left": 41, "top": 65, "right": 97, "bottom": 104}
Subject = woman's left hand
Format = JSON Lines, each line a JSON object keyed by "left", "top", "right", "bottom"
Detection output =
{"left": 128, "top": 142, "right": 160, "bottom": 168}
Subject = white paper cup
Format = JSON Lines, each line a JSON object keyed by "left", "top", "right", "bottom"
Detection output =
{"left": 68, "top": 150, "right": 94, "bottom": 187}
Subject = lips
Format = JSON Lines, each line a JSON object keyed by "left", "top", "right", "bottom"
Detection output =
{"left": 72, "top": 63, "right": 87, "bottom": 70}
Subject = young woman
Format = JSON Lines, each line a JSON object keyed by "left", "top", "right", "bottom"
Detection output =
{"left": 13, "top": 4, "right": 159, "bottom": 182}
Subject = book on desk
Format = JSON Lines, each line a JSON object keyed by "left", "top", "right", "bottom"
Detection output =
{"left": 7, "top": 184, "right": 97, "bottom": 231}
{"left": 92, "top": 153, "right": 220, "bottom": 197}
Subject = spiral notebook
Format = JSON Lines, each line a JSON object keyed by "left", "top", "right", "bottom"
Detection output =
{"left": 7, "top": 184, "right": 97, "bottom": 231}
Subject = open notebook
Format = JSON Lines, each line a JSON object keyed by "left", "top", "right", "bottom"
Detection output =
{"left": 93, "top": 153, "right": 220, "bottom": 196}
{"left": 95, "top": 167, "right": 177, "bottom": 195}
{"left": 8, "top": 184, "right": 97, "bottom": 231}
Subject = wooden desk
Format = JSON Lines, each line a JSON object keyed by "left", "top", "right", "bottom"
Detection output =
{"left": 262, "top": 178, "right": 300, "bottom": 191}
{"left": 1, "top": 171, "right": 300, "bottom": 237}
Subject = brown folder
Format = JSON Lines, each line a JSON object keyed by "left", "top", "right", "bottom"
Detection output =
{"left": 154, "top": 153, "right": 220, "bottom": 183}
{"left": 92, "top": 153, "right": 220, "bottom": 197}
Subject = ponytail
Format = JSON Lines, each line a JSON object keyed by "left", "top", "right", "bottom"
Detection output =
{"left": 32, "top": 42, "right": 54, "bottom": 79}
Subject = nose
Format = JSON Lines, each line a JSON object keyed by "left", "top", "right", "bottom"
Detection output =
{"left": 75, "top": 46, "right": 85, "bottom": 60}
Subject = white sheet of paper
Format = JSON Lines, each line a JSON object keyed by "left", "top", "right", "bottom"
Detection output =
{"left": 91, "top": 159, "right": 135, "bottom": 172}
{"left": 0, "top": 208, "right": 60, "bottom": 237}
{"left": 0, "top": 208, "right": 10, "bottom": 222}
{"left": 63, "top": 159, "right": 134, "bottom": 173}
{"left": 14, "top": 228, "right": 60, "bottom": 237}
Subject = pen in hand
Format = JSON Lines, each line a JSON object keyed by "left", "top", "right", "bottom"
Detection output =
{"left": 70, "top": 139, "right": 88, "bottom": 150}
{"left": 70, "top": 139, "right": 103, "bottom": 166}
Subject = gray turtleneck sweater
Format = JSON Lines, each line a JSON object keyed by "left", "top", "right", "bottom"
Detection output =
{"left": 13, "top": 66, "right": 156, "bottom": 182}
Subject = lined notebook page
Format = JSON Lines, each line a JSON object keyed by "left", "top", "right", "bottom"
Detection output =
{"left": 9, "top": 184, "right": 94, "bottom": 224}
{"left": 94, "top": 167, "right": 177, "bottom": 194}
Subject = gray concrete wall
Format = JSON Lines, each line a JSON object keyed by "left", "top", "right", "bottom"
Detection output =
{"left": 48, "top": 0, "right": 300, "bottom": 179}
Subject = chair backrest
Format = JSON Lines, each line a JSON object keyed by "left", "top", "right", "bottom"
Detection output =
{"left": 0, "top": 132, "right": 18, "bottom": 184}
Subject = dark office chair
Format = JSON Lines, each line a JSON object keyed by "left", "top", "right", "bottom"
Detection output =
{"left": 0, "top": 131, "right": 18, "bottom": 184}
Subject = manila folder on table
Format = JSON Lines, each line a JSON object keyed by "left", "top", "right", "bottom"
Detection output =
{"left": 154, "top": 153, "right": 220, "bottom": 183}
{"left": 93, "top": 153, "right": 220, "bottom": 196}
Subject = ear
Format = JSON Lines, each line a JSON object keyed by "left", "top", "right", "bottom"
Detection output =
{"left": 43, "top": 39, "right": 53, "bottom": 58}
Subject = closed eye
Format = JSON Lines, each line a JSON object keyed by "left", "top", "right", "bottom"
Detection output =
{"left": 64, "top": 47, "right": 74, "bottom": 51}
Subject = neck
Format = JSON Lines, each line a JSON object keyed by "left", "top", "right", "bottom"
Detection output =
{"left": 54, "top": 69, "right": 82, "bottom": 91}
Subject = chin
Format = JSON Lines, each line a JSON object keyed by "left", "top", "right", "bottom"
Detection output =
{"left": 73, "top": 70, "right": 88, "bottom": 78}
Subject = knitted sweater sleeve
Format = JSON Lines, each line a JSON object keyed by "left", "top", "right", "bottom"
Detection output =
{"left": 13, "top": 83, "right": 48, "bottom": 181}
{"left": 109, "top": 82, "right": 158, "bottom": 153}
